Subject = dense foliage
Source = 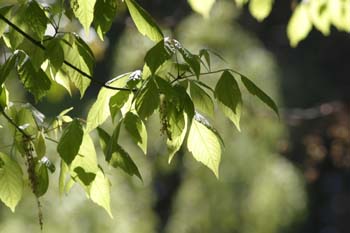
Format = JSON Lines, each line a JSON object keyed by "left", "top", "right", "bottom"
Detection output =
{"left": 0, "top": 0, "right": 278, "bottom": 227}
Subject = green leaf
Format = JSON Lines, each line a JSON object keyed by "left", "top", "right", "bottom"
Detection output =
{"left": 97, "top": 127, "right": 111, "bottom": 156}
{"left": 187, "top": 116, "right": 221, "bottom": 178}
{"left": 287, "top": 3, "right": 312, "bottom": 47}
{"left": 249, "top": 0, "right": 274, "bottom": 21}
{"left": 188, "top": 0, "right": 215, "bottom": 18}
{"left": 0, "top": 6, "right": 12, "bottom": 39}
{"left": 125, "top": 0, "right": 164, "bottom": 42}
{"left": 34, "top": 131, "right": 46, "bottom": 159}
{"left": 106, "top": 124, "right": 142, "bottom": 180}
{"left": 57, "top": 119, "right": 84, "bottom": 165}
{"left": 124, "top": 112, "right": 147, "bottom": 154}
{"left": 0, "top": 53, "right": 18, "bottom": 86}
{"left": 199, "top": 49, "right": 211, "bottom": 71}
{"left": 166, "top": 105, "right": 188, "bottom": 163}
{"left": 93, "top": 0, "right": 118, "bottom": 40}
{"left": 329, "top": 0, "right": 350, "bottom": 31}
{"left": 12, "top": 1, "right": 48, "bottom": 41}
{"left": 240, "top": 75, "right": 279, "bottom": 116}
{"left": 60, "top": 33, "right": 94, "bottom": 97}
{"left": 145, "top": 39, "right": 174, "bottom": 75}
{"left": 71, "top": 0, "right": 97, "bottom": 35}
{"left": 17, "top": 57, "right": 51, "bottom": 102}
{"left": 178, "top": 47, "right": 201, "bottom": 78}
{"left": 59, "top": 160, "right": 69, "bottom": 196}
{"left": 135, "top": 78, "right": 159, "bottom": 119}
{"left": 70, "top": 133, "right": 99, "bottom": 186}
{"left": 89, "top": 169, "right": 113, "bottom": 217}
{"left": 34, "top": 162, "right": 49, "bottom": 197}
{"left": 0, "top": 85, "right": 9, "bottom": 109}
{"left": 109, "top": 91, "right": 130, "bottom": 120}
{"left": 309, "top": 0, "right": 331, "bottom": 36}
{"left": 86, "top": 73, "right": 129, "bottom": 132}
{"left": 0, "top": 152, "right": 23, "bottom": 212}
{"left": 215, "top": 71, "right": 242, "bottom": 131}
{"left": 107, "top": 143, "right": 142, "bottom": 180}
{"left": 190, "top": 81, "right": 214, "bottom": 117}
{"left": 45, "top": 37, "right": 65, "bottom": 75}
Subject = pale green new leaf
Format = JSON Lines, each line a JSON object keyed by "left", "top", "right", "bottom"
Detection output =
{"left": 125, "top": 0, "right": 164, "bottom": 42}
{"left": 187, "top": 118, "right": 221, "bottom": 178}
{"left": 240, "top": 75, "right": 279, "bottom": 116}
{"left": 93, "top": 0, "right": 118, "bottom": 40}
{"left": 215, "top": 71, "right": 242, "bottom": 131}
{"left": 70, "top": 133, "right": 99, "bottom": 186}
{"left": 0, "top": 152, "right": 23, "bottom": 212}
{"left": 57, "top": 119, "right": 84, "bottom": 165}
{"left": 0, "top": 85, "right": 9, "bottom": 109}
{"left": 249, "top": 0, "right": 274, "bottom": 21}
{"left": 135, "top": 78, "right": 159, "bottom": 119}
{"left": 190, "top": 81, "right": 214, "bottom": 117}
{"left": 287, "top": 3, "right": 312, "bottom": 47}
{"left": 0, "top": 53, "right": 18, "bottom": 86}
{"left": 89, "top": 169, "right": 113, "bottom": 217}
{"left": 124, "top": 111, "right": 147, "bottom": 154}
{"left": 59, "top": 160, "right": 69, "bottom": 196}
{"left": 329, "top": 0, "right": 350, "bottom": 31}
{"left": 309, "top": 0, "right": 331, "bottom": 35}
{"left": 188, "top": 0, "right": 216, "bottom": 18}
{"left": 71, "top": 0, "right": 97, "bottom": 35}
{"left": 86, "top": 74, "right": 128, "bottom": 132}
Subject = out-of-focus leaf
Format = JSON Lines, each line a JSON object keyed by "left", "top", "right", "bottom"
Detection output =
{"left": 287, "top": 3, "right": 312, "bottom": 47}
{"left": 0, "top": 152, "right": 23, "bottom": 212}
{"left": 125, "top": 0, "right": 164, "bottom": 42}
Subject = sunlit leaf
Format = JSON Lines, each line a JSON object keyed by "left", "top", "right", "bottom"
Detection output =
{"left": 309, "top": 0, "right": 331, "bottom": 35}
{"left": 287, "top": 3, "right": 312, "bottom": 47}
{"left": 0, "top": 152, "right": 23, "bottom": 212}
{"left": 187, "top": 115, "right": 221, "bottom": 178}
{"left": 86, "top": 74, "right": 129, "bottom": 132}
{"left": 109, "top": 91, "right": 130, "bottom": 120}
{"left": 89, "top": 169, "right": 113, "bottom": 217}
{"left": 125, "top": 0, "right": 164, "bottom": 42}
{"left": 93, "top": 0, "right": 118, "bottom": 40}
{"left": 190, "top": 81, "right": 214, "bottom": 117}
{"left": 70, "top": 133, "right": 99, "bottom": 186}
{"left": 215, "top": 71, "right": 242, "bottom": 131}
{"left": 249, "top": 0, "right": 274, "bottom": 21}
{"left": 70, "top": 0, "right": 96, "bottom": 35}
{"left": 188, "top": 0, "right": 215, "bottom": 18}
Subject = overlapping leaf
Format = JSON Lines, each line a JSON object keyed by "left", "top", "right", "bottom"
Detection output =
{"left": 0, "top": 153, "right": 23, "bottom": 212}
{"left": 125, "top": 0, "right": 164, "bottom": 42}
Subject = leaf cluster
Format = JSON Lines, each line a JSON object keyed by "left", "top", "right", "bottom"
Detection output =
{"left": 0, "top": 0, "right": 277, "bottom": 221}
